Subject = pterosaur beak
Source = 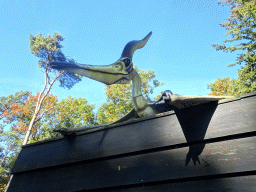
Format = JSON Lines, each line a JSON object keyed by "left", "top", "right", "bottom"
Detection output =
{"left": 49, "top": 60, "right": 131, "bottom": 85}
{"left": 79, "top": 62, "right": 131, "bottom": 85}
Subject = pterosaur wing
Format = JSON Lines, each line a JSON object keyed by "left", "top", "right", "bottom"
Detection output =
{"left": 111, "top": 108, "right": 140, "bottom": 124}
{"left": 167, "top": 95, "right": 237, "bottom": 109}
{"left": 54, "top": 108, "right": 140, "bottom": 135}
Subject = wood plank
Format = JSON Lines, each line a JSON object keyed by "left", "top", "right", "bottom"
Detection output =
{"left": 11, "top": 95, "right": 256, "bottom": 173}
{"left": 8, "top": 137, "right": 256, "bottom": 192}
{"left": 94, "top": 175, "right": 256, "bottom": 192}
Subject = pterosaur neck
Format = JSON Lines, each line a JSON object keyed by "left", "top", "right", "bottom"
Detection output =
{"left": 129, "top": 69, "right": 152, "bottom": 117}
{"left": 129, "top": 69, "right": 142, "bottom": 98}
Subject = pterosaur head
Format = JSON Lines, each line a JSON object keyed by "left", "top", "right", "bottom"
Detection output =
{"left": 49, "top": 32, "right": 152, "bottom": 85}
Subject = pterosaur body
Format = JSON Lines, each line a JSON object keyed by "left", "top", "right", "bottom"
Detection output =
{"left": 49, "top": 32, "right": 236, "bottom": 165}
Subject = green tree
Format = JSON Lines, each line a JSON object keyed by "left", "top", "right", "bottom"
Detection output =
{"left": 43, "top": 96, "right": 95, "bottom": 132}
{"left": 207, "top": 77, "right": 237, "bottom": 95}
{"left": 0, "top": 126, "right": 22, "bottom": 192}
{"left": 4, "top": 94, "right": 95, "bottom": 143}
{"left": 7, "top": 93, "right": 59, "bottom": 143}
{"left": 97, "top": 66, "right": 164, "bottom": 124}
{"left": 0, "top": 91, "right": 29, "bottom": 192}
{"left": 209, "top": 0, "right": 256, "bottom": 95}
{"left": 0, "top": 91, "right": 29, "bottom": 123}
{"left": 23, "top": 32, "right": 82, "bottom": 145}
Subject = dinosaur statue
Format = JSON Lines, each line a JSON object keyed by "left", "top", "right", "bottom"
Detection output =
{"left": 49, "top": 32, "right": 236, "bottom": 165}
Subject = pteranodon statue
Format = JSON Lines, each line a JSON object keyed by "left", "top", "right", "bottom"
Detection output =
{"left": 49, "top": 32, "right": 236, "bottom": 165}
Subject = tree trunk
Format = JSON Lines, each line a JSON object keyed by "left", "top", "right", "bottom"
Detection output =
{"left": 22, "top": 70, "right": 64, "bottom": 146}
{"left": 4, "top": 175, "right": 13, "bottom": 192}
{"left": 0, "top": 148, "right": 10, "bottom": 166}
{"left": 22, "top": 109, "right": 39, "bottom": 145}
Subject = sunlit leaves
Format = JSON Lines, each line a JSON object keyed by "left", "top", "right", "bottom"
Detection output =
{"left": 45, "top": 96, "right": 95, "bottom": 130}
{"left": 0, "top": 91, "right": 29, "bottom": 123}
{"left": 1, "top": 93, "right": 96, "bottom": 143}
{"left": 6, "top": 93, "right": 58, "bottom": 136}
{"left": 208, "top": 64, "right": 256, "bottom": 96}
{"left": 212, "top": 0, "right": 256, "bottom": 66}
{"left": 208, "top": 77, "right": 237, "bottom": 95}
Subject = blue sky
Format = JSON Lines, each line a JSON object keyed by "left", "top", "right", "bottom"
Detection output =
{"left": 0, "top": 0, "right": 240, "bottom": 111}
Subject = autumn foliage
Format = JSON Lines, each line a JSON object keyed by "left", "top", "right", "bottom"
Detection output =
{"left": 3, "top": 93, "right": 57, "bottom": 134}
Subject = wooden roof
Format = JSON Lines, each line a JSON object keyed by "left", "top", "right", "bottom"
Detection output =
{"left": 8, "top": 93, "right": 256, "bottom": 192}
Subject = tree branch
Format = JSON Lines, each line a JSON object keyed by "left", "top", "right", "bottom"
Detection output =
{"left": 35, "top": 66, "right": 49, "bottom": 114}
